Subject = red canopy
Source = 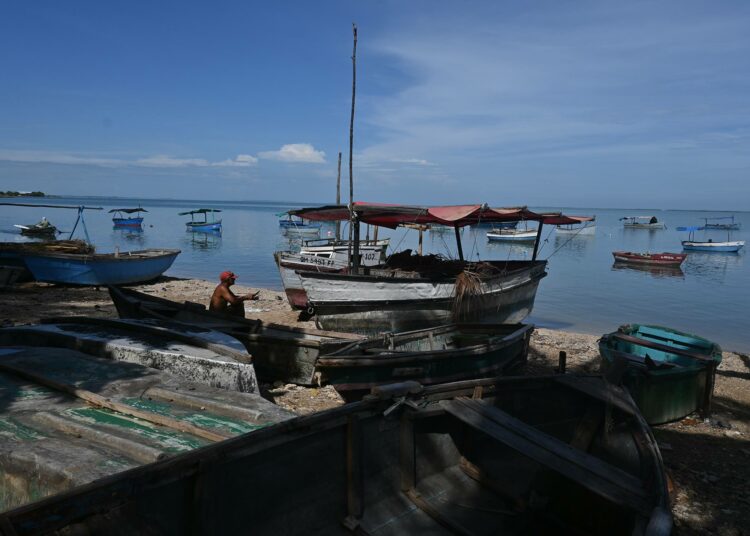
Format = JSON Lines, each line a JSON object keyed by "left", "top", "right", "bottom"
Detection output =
{"left": 289, "top": 202, "right": 582, "bottom": 229}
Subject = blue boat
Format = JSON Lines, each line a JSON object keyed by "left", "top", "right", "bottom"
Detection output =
{"left": 180, "top": 208, "right": 222, "bottom": 232}
{"left": 109, "top": 207, "right": 147, "bottom": 228}
{"left": 22, "top": 248, "right": 181, "bottom": 285}
{"left": 278, "top": 214, "right": 321, "bottom": 234}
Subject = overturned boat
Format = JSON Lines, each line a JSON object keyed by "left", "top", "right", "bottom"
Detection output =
{"left": 0, "top": 375, "right": 672, "bottom": 534}
{"left": 289, "top": 203, "right": 581, "bottom": 334}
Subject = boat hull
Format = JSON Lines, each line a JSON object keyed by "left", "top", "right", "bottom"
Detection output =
{"left": 0, "top": 265, "right": 24, "bottom": 287}
{"left": 300, "top": 261, "right": 548, "bottom": 334}
{"left": 623, "top": 223, "right": 665, "bottom": 230}
{"left": 682, "top": 240, "right": 744, "bottom": 252}
{"left": 22, "top": 249, "right": 180, "bottom": 285}
{"left": 112, "top": 217, "right": 143, "bottom": 227}
{"left": 486, "top": 230, "right": 538, "bottom": 241}
{"left": 599, "top": 324, "right": 722, "bottom": 424}
{"left": 186, "top": 221, "right": 222, "bottom": 232}
{"left": 612, "top": 251, "right": 686, "bottom": 266}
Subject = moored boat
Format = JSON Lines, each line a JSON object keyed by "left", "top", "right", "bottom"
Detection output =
{"left": 0, "top": 375, "right": 671, "bottom": 535}
{"left": 612, "top": 251, "right": 687, "bottom": 266}
{"left": 702, "top": 215, "right": 740, "bottom": 230}
{"left": 14, "top": 218, "right": 58, "bottom": 237}
{"left": 110, "top": 207, "right": 147, "bottom": 228}
{"left": 179, "top": 208, "right": 222, "bottom": 232}
{"left": 556, "top": 215, "right": 596, "bottom": 235}
{"left": 486, "top": 227, "right": 538, "bottom": 242}
{"left": 21, "top": 248, "right": 180, "bottom": 285}
{"left": 621, "top": 216, "right": 666, "bottom": 230}
{"left": 682, "top": 239, "right": 744, "bottom": 252}
{"left": 317, "top": 323, "right": 533, "bottom": 399}
{"left": 599, "top": 324, "right": 722, "bottom": 424}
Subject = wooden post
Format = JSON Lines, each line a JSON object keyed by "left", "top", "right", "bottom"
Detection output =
{"left": 454, "top": 225, "right": 464, "bottom": 261}
{"left": 335, "top": 152, "right": 342, "bottom": 241}
{"left": 347, "top": 24, "right": 357, "bottom": 270}
{"left": 352, "top": 215, "right": 361, "bottom": 274}
{"left": 418, "top": 229, "right": 423, "bottom": 256}
{"left": 557, "top": 351, "right": 567, "bottom": 374}
{"left": 532, "top": 221, "right": 544, "bottom": 261}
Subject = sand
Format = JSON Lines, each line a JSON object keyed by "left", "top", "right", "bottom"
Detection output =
{"left": 1, "top": 276, "right": 748, "bottom": 534}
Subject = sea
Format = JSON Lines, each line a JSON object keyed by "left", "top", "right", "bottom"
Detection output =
{"left": 1, "top": 196, "right": 748, "bottom": 352}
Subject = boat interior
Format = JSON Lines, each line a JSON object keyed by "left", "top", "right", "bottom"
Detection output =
{"left": 363, "top": 251, "right": 544, "bottom": 279}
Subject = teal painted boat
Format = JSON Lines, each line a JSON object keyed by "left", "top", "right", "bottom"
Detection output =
{"left": 599, "top": 324, "right": 722, "bottom": 425}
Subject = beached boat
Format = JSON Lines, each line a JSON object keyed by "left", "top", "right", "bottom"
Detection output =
{"left": 0, "top": 344, "right": 292, "bottom": 513}
{"left": 180, "top": 208, "right": 222, "bottom": 232}
{"left": 108, "top": 285, "right": 362, "bottom": 385}
{"left": 0, "top": 317, "right": 259, "bottom": 393}
{"left": 21, "top": 248, "right": 180, "bottom": 285}
{"left": 702, "top": 215, "right": 740, "bottom": 230}
{"left": 612, "top": 251, "right": 687, "bottom": 267}
{"left": 599, "top": 324, "right": 722, "bottom": 425}
{"left": 486, "top": 227, "right": 538, "bottom": 242}
{"left": 556, "top": 216, "right": 596, "bottom": 235}
{"left": 288, "top": 203, "right": 583, "bottom": 334}
{"left": 0, "top": 375, "right": 672, "bottom": 535}
{"left": 13, "top": 218, "right": 58, "bottom": 237}
{"left": 110, "top": 207, "right": 147, "bottom": 227}
{"left": 274, "top": 238, "right": 389, "bottom": 309}
{"left": 621, "top": 216, "right": 666, "bottom": 230}
{"left": 317, "top": 323, "right": 533, "bottom": 399}
{"left": 0, "top": 240, "right": 95, "bottom": 282}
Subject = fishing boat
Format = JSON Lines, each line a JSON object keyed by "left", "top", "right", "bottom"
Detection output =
{"left": 179, "top": 208, "right": 222, "bottom": 232}
{"left": 0, "top": 317, "right": 259, "bottom": 393}
{"left": 109, "top": 207, "right": 147, "bottom": 227}
{"left": 108, "top": 285, "right": 362, "bottom": 385}
{"left": 486, "top": 227, "right": 538, "bottom": 242}
{"left": 316, "top": 323, "right": 533, "bottom": 399}
{"left": 599, "top": 324, "right": 722, "bottom": 425}
{"left": 22, "top": 248, "right": 180, "bottom": 285}
{"left": 274, "top": 237, "right": 389, "bottom": 309}
{"left": 278, "top": 214, "right": 322, "bottom": 232}
{"left": 0, "top": 344, "right": 292, "bottom": 513}
{"left": 556, "top": 216, "right": 596, "bottom": 235}
{"left": 621, "top": 216, "right": 666, "bottom": 230}
{"left": 612, "top": 251, "right": 687, "bottom": 267}
{"left": 679, "top": 226, "right": 745, "bottom": 252}
{"left": 289, "top": 203, "right": 580, "bottom": 334}
{"left": 13, "top": 218, "right": 58, "bottom": 237}
{"left": 702, "top": 215, "right": 740, "bottom": 230}
{"left": 0, "top": 375, "right": 672, "bottom": 535}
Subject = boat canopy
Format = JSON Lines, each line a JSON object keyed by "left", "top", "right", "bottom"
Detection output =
{"left": 704, "top": 216, "right": 735, "bottom": 221}
{"left": 178, "top": 209, "right": 222, "bottom": 216}
{"left": 288, "top": 202, "right": 583, "bottom": 229}
{"left": 109, "top": 208, "right": 148, "bottom": 214}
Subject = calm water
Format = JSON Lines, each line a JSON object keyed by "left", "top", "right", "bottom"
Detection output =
{"left": 1, "top": 197, "right": 747, "bottom": 352}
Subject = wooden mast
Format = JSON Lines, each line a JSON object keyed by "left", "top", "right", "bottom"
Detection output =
{"left": 349, "top": 23, "right": 360, "bottom": 273}
{"left": 532, "top": 221, "right": 544, "bottom": 261}
{"left": 335, "top": 152, "right": 342, "bottom": 240}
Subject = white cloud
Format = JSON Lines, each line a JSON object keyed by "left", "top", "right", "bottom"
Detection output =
{"left": 258, "top": 143, "right": 326, "bottom": 164}
{"left": 135, "top": 155, "right": 210, "bottom": 167}
{"left": 0, "top": 149, "right": 258, "bottom": 169}
{"left": 213, "top": 154, "right": 258, "bottom": 167}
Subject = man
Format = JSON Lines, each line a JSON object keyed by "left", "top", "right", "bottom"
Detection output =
{"left": 209, "top": 271, "right": 259, "bottom": 317}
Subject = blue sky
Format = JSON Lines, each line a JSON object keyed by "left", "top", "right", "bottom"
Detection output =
{"left": 1, "top": 1, "right": 749, "bottom": 209}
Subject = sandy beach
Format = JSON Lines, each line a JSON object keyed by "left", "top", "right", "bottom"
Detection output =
{"left": 1, "top": 276, "right": 748, "bottom": 534}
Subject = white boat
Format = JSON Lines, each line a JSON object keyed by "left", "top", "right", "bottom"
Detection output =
{"left": 621, "top": 216, "right": 666, "bottom": 229}
{"left": 274, "top": 238, "right": 389, "bottom": 309}
{"left": 682, "top": 240, "right": 744, "bottom": 252}
{"left": 287, "top": 203, "right": 580, "bottom": 334}
{"left": 555, "top": 216, "right": 596, "bottom": 235}
{"left": 486, "top": 228, "right": 538, "bottom": 242}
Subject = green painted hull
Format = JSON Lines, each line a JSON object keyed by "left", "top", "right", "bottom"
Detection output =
{"left": 599, "top": 324, "right": 722, "bottom": 425}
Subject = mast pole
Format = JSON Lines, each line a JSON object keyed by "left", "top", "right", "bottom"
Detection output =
{"left": 336, "top": 152, "right": 342, "bottom": 240}
{"left": 347, "top": 23, "right": 358, "bottom": 272}
{"left": 532, "top": 221, "right": 544, "bottom": 261}
{"left": 454, "top": 225, "right": 464, "bottom": 261}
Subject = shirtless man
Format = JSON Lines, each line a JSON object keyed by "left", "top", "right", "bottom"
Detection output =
{"left": 209, "top": 271, "right": 259, "bottom": 317}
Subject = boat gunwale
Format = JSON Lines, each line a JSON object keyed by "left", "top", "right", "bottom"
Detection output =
{"left": 21, "top": 248, "right": 181, "bottom": 261}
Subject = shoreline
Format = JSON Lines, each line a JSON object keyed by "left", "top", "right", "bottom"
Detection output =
{"left": 1, "top": 276, "right": 749, "bottom": 533}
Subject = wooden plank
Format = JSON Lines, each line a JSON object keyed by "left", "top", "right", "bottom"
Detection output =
{"left": 440, "top": 398, "right": 652, "bottom": 514}
{"left": 609, "top": 332, "right": 713, "bottom": 362}
{"left": 553, "top": 375, "right": 637, "bottom": 416}
{"left": 405, "top": 489, "right": 476, "bottom": 536}
{"left": 0, "top": 361, "right": 230, "bottom": 443}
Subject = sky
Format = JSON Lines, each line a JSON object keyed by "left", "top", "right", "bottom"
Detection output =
{"left": 1, "top": 1, "right": 749, "bottom": 209}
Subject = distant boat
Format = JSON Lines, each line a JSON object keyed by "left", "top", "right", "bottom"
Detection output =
{"left": 555, "top": 216, "right": 596, "bottom": 236}
{"left": 679, "top": 226, "right": 744, "bottom": 252}
{"left": 620, "top": 216, "right": 665, "bottom": 230}
{"left": 21, "top": 248, "right": 180, "bottom": 285}
{"left": 599, "top": 324, "right": 722, "bottom": 424}
{"left": 702, "top": 215, "right": 740, "bottom": 230}
{"left": 13, "top": 218, "right": 58, "bottom": 237}
{"left": 279, "top": 215, "right": 322, "bottom": 236}
{"left": 110, "top": 207, "right": 147, "bottom": 228}
{"left": 179, "top": 208, "right": 222, "bottom": 232}
{"left": 612, "top": 251, "right": 687, "bottom": 267}
{"left": 486, "top": 225, "right": 538, "bottom": 242}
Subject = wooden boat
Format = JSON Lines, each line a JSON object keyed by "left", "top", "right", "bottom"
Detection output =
{"left": 288, "top": 203, "right": 580, "bottom": 334}
{"left": 679, "top": 226, "right": 744, "bottom": 252}
{"left": 110, "top": 207, "right": 147, "bottom": 227}
{"left": 612, "top": 251, "right": 687, "bottom": 267}
{"left": 556, "top": 216, "right": 596, "bottom": 235}
{"left": 621, "top": 216, "right": 666, "bottom": 230}
{"left": 21, "top": 248, "right": 180, "bottom": 285}
{"left": 317, "top": 323, "right": 533, "bottom": 399}
{"left": 486, "top": 227, "right": 538, "bottom": 242}
{"left": 599, "top": 324, "right": 722, "bottom": 425}
{"left": 274, "top": 238, "right": 389, "bottom": 309}
{"left": 0, "top": 316, "right": 259, "bottom": 393}
{"left": 108, "top": 285, "right": 362, "bottom": 385}
{"left": 179, "top": 208, "right": 222, "bottom": 232}
{"left": 0, "top": 265, "right": 24, "bottom": 288}
{"left": 14, "top": 218, "right": 58, "bottom": 237}
{"left": 702, "top": 215, "right": 740, "bottom": 230}
{"left": 0, "top": 375, "right": 672, "bottom": 535}
{"left": 0, "top": 240, "right": 94, "bottom": 282}
{"left": 0, "top": 344, "right": 292, "bottom": 513}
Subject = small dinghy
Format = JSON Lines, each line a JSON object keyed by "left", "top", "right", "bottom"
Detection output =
{"left": 612, "top": 251, "right": 687, "bottom": 267}
{"left": 0, "top": 375, "right": 672, "bottom": 535}
{"left": 14, "top": 218, "right": 58, "bottom": 237}
{"left": 599, "top": 323, "right": 723, "bottom": 424}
